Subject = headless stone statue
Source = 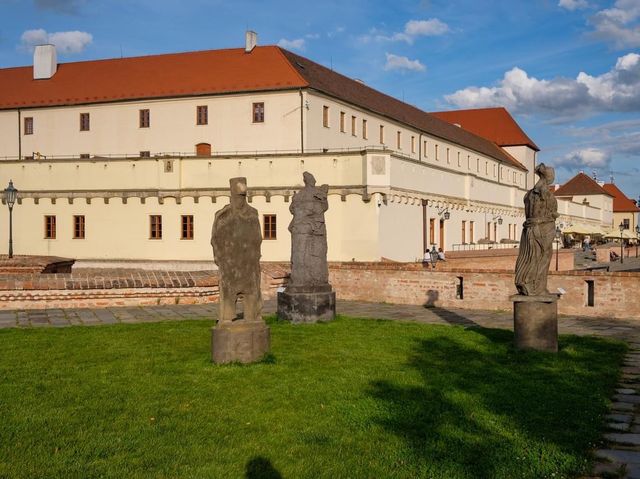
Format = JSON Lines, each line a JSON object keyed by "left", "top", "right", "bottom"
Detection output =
{"left": 514, "top": 163, "right": 560, "bottom": 296}
{"left": 288, "top": 171, "right": 331, "bottom": 292}
{"left": 511, "top": 163, "right": 560, "bottom": 352}
{"left": 211, "top": 177, "right": 263, "bottom": 322}
{"left": 277, "top": 171, "right": 335, "bottom": 323}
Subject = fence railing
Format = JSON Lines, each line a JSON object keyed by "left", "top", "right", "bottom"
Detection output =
{"left": 0, "top": 146, "right": 393, "bottom": 162}
{"left": 451, "top": 242, "right": 519, "bottom": 252}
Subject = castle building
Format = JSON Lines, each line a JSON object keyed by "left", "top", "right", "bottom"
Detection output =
{"left": 0, "top": 33, "right": 607, "bottom": 263}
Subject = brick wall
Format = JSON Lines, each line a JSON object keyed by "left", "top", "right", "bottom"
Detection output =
{"left": 445, "top": 248, "right": 574, "bottom": 271}
{"left": 0, "top": 267, "right": 287, "bottom": 310}
{"left": 328, "top": 262, "right": 640, "bottom": 320}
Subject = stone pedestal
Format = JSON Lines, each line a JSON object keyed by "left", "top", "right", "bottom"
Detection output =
{"left": 510, "top": 294, "right": 559, "bottom": 353}
{"left": 277, "top": 285, "right": 336, "bottom": 323}
{"left": 211, "top": 320, "right": 270, "bottom": 364}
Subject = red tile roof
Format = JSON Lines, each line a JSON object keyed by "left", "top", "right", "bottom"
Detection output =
{"left": 602, "top": 183, "right": 640, "bottom": 212}
{"left": 553, "top": 172, "right": 614, "bottom": 197}
{"left": 0, "top": 45, "right": 527, "bottom": 170}
{"left": 280, "top": 50, "right": 526, "bottom": 170}
{"left": 430, "top": 107, "right": 539, "bottom": 151}
{"left": 0, "top": 46, "right": 308, "bottom": 109}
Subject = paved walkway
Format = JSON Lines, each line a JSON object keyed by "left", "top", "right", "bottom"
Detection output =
{"left": 2, "top": 300, "right": 640, "bottom": 477}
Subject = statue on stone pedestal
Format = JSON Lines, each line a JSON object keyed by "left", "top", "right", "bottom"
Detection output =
{"left": 511, "top": 163, "right": 560, "bottom": 353}
{"left": 288, "top": 171, "right": 330, "bottom": 292}
{"left": 211, "top": 177, "right": 263, "bottom": 322}
{"left": 277, "top": 171, "right": 335, "bottom": 323}
{"left": 210, "top": 177, "right": 269, "bottom": 364}
{"left": 514, "top": 163, "right": 559, "bottom": 296}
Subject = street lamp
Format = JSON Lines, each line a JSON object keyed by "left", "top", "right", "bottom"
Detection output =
{"left": 635, "top": 224, "right": 640, "bottom": 258}
{"left": 619, "top": 222, "right": 625, "bottom": 264}
{"left": 3, "top": 180, "right": 18, "bottom": 259}
{"left": 555, "top": 225, "right": 561, "bottom": 271}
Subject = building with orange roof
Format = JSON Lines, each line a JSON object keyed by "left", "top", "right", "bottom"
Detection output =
{"left": 602, "top": 182, "right": 640, "bottom": 233}
{"left": 0, "top": 33, "right": 611, "bottom": 263}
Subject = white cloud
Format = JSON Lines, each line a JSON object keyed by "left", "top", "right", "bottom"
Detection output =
{"left": 384, "top": 53, "right": 426, "bottom": 72}
{"left": 20, "top": 28, "right": 92, "bottom": 54}
{"left": 558, "top": 0, "right": 589, "bottom": 11}
{"left": 403, "top": 19, "right": 449, "bottom": 38}
{"left": 305, "top": 33, "right": 320, "bottom": 39}
{"left": 589, "top": 0, "right": 640, "bottom": 49}
{"left": 444, "top": 52, "right": 640, "bottom": 119}
{"left": 277, "top": 38, "right": 305, "bottom": 51}
{"left": 360, "top": 18, "right": 449, "bottom": 44}
{"left": 552, "top": 148, "right": 611, "bottom": 169}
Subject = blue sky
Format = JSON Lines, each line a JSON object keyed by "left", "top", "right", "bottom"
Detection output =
{"left": 1, "top": 0, "right": 639, "bottom": 201}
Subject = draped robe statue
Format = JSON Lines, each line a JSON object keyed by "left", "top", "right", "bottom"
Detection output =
{"left": 288, "top": 172, "right": 330, "bottom": 292}
{"left": 514, "top": 164, "right": 559, "bottom": 296}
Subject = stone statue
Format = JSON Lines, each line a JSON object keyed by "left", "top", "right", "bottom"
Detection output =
{"left": 210, "top": 177, "right": 269, "bottom": 364}
{"left": 211, "top": 177, "right": 263, "bottom": 322}
{"left": 514, "top": 163, "right": 559, "bottom": 296}
{"left": 277, "top": 172, "right": 335, "bottom": 323}
{"left": 288, "top": 171, "right": 330, "bottom": 292}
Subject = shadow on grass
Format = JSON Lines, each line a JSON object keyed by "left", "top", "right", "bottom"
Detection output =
{"left": 368, "top": 326, "right": 624, "bottom": 478}
{"left": 245, "top": 456, "right": 282, "bottom": 479}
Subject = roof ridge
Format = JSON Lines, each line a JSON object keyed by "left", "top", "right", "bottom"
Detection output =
{"left": 274, "top": 47, "right": 310, "bottom": 88}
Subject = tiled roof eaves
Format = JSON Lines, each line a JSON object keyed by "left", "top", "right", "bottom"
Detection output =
{"left": 0, "top": 85, "right": 303, "bottom": 111}
{"left": 304, "top": 86, "right": 527, "bottom": 171}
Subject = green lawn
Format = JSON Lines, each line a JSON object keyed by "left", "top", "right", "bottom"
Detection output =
{"left": 0, "top": 316, "right": 626, "bottom": 479}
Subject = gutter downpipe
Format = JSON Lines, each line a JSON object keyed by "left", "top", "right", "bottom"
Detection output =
{"left": 299, "top": 89, "right": 304, "bottom": 154}
{"left": 17, "top": 110, "right": 21, "bottom": 160}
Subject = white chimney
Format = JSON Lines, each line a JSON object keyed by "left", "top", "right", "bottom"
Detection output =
{"left": 33, "top": 44, "right": 57, "bottom": 80}
{"left": 245, "top": 31, "right": 257, "bottom": 53}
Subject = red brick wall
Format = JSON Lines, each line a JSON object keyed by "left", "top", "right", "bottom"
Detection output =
{"left": 328, "top": 263, "right": 640, "bottom": 320}
{"left": 445, "top": 248, "right": 574, "bottom": 271}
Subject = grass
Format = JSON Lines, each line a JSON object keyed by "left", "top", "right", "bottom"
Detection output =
{"left": 0, "top": 315, "right": 626, "bottom": 479}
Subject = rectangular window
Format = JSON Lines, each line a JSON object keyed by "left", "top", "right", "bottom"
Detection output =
{"left": 467, "top": 155, "right": 471, "bottom": 169}
{"left": 487, "top": 222, "right": 491, "bottom": 240}
{"left": 429, "top": 218, "right": 435, "bottom": 245}
{"left": 351, "top": 115, "right": 356, "bottom": 136}
{"left": 150, "top": 215, "right": 162, "bottom": 239}
{"left": 457, "top": 152, "right": 461, "bottom": 167}
{"left": 252, "top": 102, "right": 264, "bottom": 123}
{"left": 323, "top": 106, "right": 329, "bottom": 128}
{"left": 461, "top": 220, "right": 466, "bottom": 244}
{"left": 362, "top": 119, "right": 367, "bottom": 139}
{"left": 435, "top": 144, "right": 439, "bottom": 161}
{"left": 263, "top": 214, "right": 277, "bottom": 240}
{"left": 197, "top": 105, "right": 208, "bottom": 125}
{"left": 446, "top": 148, "right": 450, "bottom": 164}
{"left": 411, "top": 136, "right": 416, "bottom": 154}
{"left": 139, "top": 109, "right": 150, "bottom": 128}
{"left": 140, "top": 151, "right": 151, "bottom": 158}
{"left": 586, "top": 280, "right": 595, "bottom": 307}
{"left": 485, "top": 161, "right": 489, "bottom": 175}
{"left": 340, "top": 112, "right": 345, "bottom": 132}
{"left": 477, "top": 158, "right": 480, "bottom": 172}
{"left": 423, "top": 140, "right": 427, "bottom": 158}
{"left": 45, "top": 215, "right": 56, "bottom": 239}
{"left": 623, "top": 218, "right": 630, "bottom": 229}
{"left": 470, "top": 221, "right": 475, "bottom": 243}
{"left": 396, "top": 131, "right": 401, "bottom": 149}
{"left": 73, "top": 215, "right": 85, "bottom": 239}
{"left": 79, "top": 113, "right": 90, "bottom": 131}
{"left": 24, "top": 117, "right": 33, "bottom": 135}
{"left": 379, "top": 125, "right": 384, "bottom": 144}
{"left": 181, "top": 215, "right": 194, "bottom": 240}
{"left": 79, "top": 153, "right": 90, "bottom": 159}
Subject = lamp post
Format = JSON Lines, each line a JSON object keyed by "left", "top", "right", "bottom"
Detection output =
{"left": 3, "top": 180, "right": 18, "bottom": 259}
{"left": 636, "top": 224, "right": 640, "bottom": 258}
{"left": 619, "top": 222, "right": 625, "bottom": 264}
{"left": 555, "top": 226, "right": 561, "bottom": 271}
